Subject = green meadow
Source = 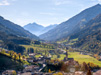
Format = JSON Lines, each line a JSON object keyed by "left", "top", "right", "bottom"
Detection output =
{"left": 21, "top": 45, "right": 101, "bottom": 66}
{"left": 55, "top": 52, "right": 101, "bottom": 66}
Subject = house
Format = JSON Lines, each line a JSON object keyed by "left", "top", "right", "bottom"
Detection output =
{"left": 38, "top": 60, "right": 45, "bottom": 64}
{"left": 37, "top": 56, "right": 51, "bottom": 64}
{"left": 23, "top": 65, "right": 28, "bottom": 68}
{"left": 99, "top": 56, "right": 101, "bottom": 61}
{"left": 5, "top": 49, "right": 9, "bottom": 53}
{"left": 93, "top": 70, "right": 101, "bottom": 75}
{"left": 2, "top": 70, "right": 16, "bottom": 75}
{"left": 23, "top": 65, "right": 34, "bottom": 72}
{"left": 100, "top": 56, "right": 101, "bottom": 59}
{"left": 64, "top": 60, "right": 80, "bottom": 73}
{"left": 32, "top": 72, "right": 43, "bottom": 75}
{"left": 48, "top": 54, "right": 51, "bottom": 58}
{"left": 74, "top": 71, "right": 86, "bottom": 75}
{"left": 62, "top": 72, "right": 74, "bottom": 75}
{"left": 27, "top": 58, "right": 34, "bottom": 63}
{"left": 23, "top": 65, "right": 39, "bottom": 72}
{"left": 70, "top": 66, "right": 75, "bottom": 72}
{"left": 21, "top": 72, "right": 32, "bottom": 75}
{"left": 29, "top": 53, "right": 36, "bottom": 58}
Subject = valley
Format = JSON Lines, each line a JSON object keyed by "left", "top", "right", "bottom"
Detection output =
{"left": 0, "top": 3, "right": 101, "bottom": 75}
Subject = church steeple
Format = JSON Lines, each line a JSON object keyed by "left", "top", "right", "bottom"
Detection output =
{"left": 64, "top": 47, "right": 69, "bottom": 61}
{"left": 66, "top": 47, "right": 68, "bottom": 59}
{"left": 66, "top": 49, "right": 68, "bottom": 59}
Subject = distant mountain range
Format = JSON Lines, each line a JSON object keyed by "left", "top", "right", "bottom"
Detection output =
{"left": 39, "top": 4, "right": 101, "bottom": 41}
{"left": 23, "top": 23, "right": 57, "bottom": 36}
{"left": 0, "top": 16, "right": 39, "bottom": 40}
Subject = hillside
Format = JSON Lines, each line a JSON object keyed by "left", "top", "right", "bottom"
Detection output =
{"left": 71, "top": 14, "right": 101, "bottom": 55}
{"left": 39, "top": 4, "right": 101, "bottom": 41}
{"left": 0, "top": 22, "right": 34, "bottom": 53}
{"left": 0, "top": 16, "right": 39, "bottom": 40}
{"left": 24, "top": 23, "right": 57, "bottom": 36}
{"left": 0, "top": 53, "right": 23, "bottom": 74}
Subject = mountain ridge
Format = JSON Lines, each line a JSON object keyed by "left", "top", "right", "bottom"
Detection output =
{"left": 23, "top": 23, "right": 57, "bottom": 36}
{"left": 39, "top": 4, "right": 101, "bottom": 41}
{"left": 0, "top": 16, "right": 39, "bottom": 40}
{"left": 71, "top": 14, "right": 101, "bottom": 54}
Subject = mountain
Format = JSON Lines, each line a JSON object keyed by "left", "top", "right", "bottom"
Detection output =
{"left": 71, "top": 14, "right": 101, "bottom": 54}
{"left": 0, "top": 23, "right": 32, "bottom": 53}
{"left": 24, "top": 23, "right": 57, "bottom": 36}
{"left": 39, "top": 4, "right": 101, "bottom": 41}
{"left": 24, "top": 22, "right": 44, "bottom": 36}
{"left": 0, "top": 16, "right": 39, "bottom": 40}
{"left": 40, "top": 24, "right": 58, "bottom": 35}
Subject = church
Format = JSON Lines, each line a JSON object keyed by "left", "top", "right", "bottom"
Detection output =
{"left": 64, "top": 49, "right": 74, "bottom": 61}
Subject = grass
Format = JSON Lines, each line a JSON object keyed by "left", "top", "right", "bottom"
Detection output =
{"left": 21, "top": 45, "right": 101, "bottom": 67}
{"left": 57, "top": 38, "right": 78, "bottom": 44}
{"left": 68, "top": 52, "right": 101, "bottom": 66}
{"left": 57, "top": 39, "right": 68, "bottom": 43}
{"left": 52, "top": 52, "right": 101, "bottom": 67}
{"left": 21, "top": 45, "right": 54, "bottom": 51}
{"left": 35, "top": 54, "right": 42, "bottom": 58}
{"left": 21, "top": 44, "right": 54, "bottom": 56}
{"left": 68, "top": 38, "right": 78, "bottom": 45}
{"left": 51, "top": 55, "right": 57, "bottom": 60}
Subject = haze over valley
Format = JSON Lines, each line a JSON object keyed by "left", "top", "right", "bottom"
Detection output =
{"left": 0, "top": 0, "right": 101, "bottom": 75}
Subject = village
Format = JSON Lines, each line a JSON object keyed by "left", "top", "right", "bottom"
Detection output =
{"left": 0, "top": 46, "right": 101, "bottom": 75}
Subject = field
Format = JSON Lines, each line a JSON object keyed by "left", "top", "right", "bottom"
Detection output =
{"left": 68, "top": 38, "right": 78, "bottom": 45}
{"left": 21, "top": 44, "right": 54, "bottom": 50}
{"left": 21, "top": 44, "right": 101, "bottom": 66}
{"left": 57, "top": 39, "right": 68, "bottom": 43}
{"left": 69, "top": 52, "right": 101, "bottom": 66}
{"left": 21, "top": 44, "right": 55, "bottom": 57}
{"left": 57, "top": 38, "right": 78, "bottom": 45}
{"left": 52, "top": 52, "right": 101, "bottom": 66}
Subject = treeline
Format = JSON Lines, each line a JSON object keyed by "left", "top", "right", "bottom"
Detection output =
{"left": 0, "top": 31, "right": 31, "bottom": 54}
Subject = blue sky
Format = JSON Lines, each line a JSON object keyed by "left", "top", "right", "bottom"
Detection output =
{"left": 0, "top": 0, "right": 101, "bottom": 27}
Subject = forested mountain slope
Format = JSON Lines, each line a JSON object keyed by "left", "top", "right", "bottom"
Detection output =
{"left": 0, "top": 16, "right": 39, "bottom": 40}
{"left": 39, "top": 4, "right": 101, "bottom": 41}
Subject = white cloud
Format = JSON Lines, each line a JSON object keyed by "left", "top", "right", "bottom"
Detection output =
{"left": 0, "top": 0, "right": 10, "bottom": 6}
